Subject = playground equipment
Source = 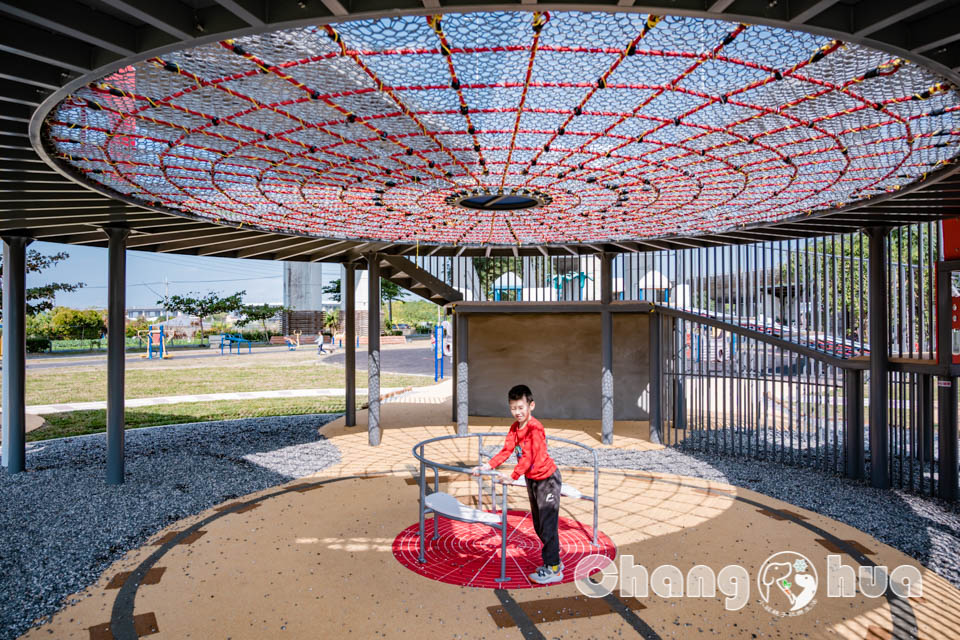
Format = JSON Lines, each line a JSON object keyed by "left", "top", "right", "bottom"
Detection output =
{"left": 412, "top": 432, "right": 600, "bottom": 583}
{"left": 218, "top": 333, "right": 251, "bottom": 355}
{"left": 432, "top": 321, "right": 452, "bottom": 381}
{"left": 138, "top": 325, "right": 171, "bottom": 359}
{"left": 285, "top": 329, "right": 302, "bottom": 351}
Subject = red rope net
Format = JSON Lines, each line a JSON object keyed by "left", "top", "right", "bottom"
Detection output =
{"left": 45, "top": 11, "right": 960, "bottom": 246}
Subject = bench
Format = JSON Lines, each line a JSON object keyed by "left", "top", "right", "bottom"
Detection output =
{"left": 218, "top": 334, "right": 251, "bottom": 355}
{"left": 424, "top": 492, "right": 502, "bottom": 525}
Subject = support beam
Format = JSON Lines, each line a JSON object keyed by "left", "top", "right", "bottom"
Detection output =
{"left": 367, "top": 253, "right": 381, "bottom": 446}
{"left": 649, "top": 311, "right": 662, "bottom": 445}
{"left": 936, "top": 263, "right": 958, "bottom": 501}
{"left": 1, "top": 234, "right": 31, "bottom": 472}
{"left": 600, "top": 253, "right": 614, "bottom": 445}
{"left": 105, "top": 226, "right": 128, "bottom": 484}
{"left": 344, "top": 263, "right": 356, "bottom": 427}
{"left": 919, "top": 374, "right": 934, "bottom": 462}
{"left": 867, "top": 227, "right": 889, "bottom": 490}
{"left": 451, "top": 310, "right": 458, "bottom": 423}
{"left": 844, "top": 369, "right": 864, "bottom": 479}
{"left": 456, "top": 312, "right": 469, "bottom": 435}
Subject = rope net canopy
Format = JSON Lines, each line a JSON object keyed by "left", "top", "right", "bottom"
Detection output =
{"left": 44, "top": 11, "right": 960, "bottom": 247}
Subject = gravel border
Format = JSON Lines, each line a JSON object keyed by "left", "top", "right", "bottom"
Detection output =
{"left": 0, "top": 414, "right": 341, "bottom": 640}
{"left": 484, "top": 442, "right": 960, "bottom": 590}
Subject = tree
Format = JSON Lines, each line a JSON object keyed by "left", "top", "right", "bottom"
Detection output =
{"left": 0, "top": 249, "right": 85, "bottom": 318}
{"left": 237, "top": 303, "right": 289, "bottom": 340}
{"left": 322, "top": 278, "right": 341, "bottom": 302}
{"left": 48, "top": 307, "right": 106, "bottom": 340}
{"left": 381, "top": 279, "right": 403, "bottom": 325}
{"left": 323, "top": 278, "right": 404, "bottom": 321}
{"left": 323, "top": 309, "right": 340, "bottom": 333}
{"left": 159, "top": 290, "right": 245, "bottom": 344}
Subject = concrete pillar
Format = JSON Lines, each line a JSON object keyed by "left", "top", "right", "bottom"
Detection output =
{"left": 367, "top": 254, "right": 381, "bottom": 446}
{"left": 649, "top": 311, "right": 662, "bottom": 445}
{"left": 456, "top": 313, "right": 469, "bottom": 435}
{"left": 867, "top": 227, "right": 889, "bottom": 490}
{"left": 344, "top": 263, "right": 356, "bottom": 427}
{"left": 600, "top": 253, "right": 614, "bottom": 444}
{"left": 1, "top": 234, "right": 32, "bottom": 473}
{"left": 105, "top": 227, "right": 129, "bottom": 484}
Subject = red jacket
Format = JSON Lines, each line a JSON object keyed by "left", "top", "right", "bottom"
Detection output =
{"left": 488, "top": 417, "right": 557, "bottom": 481}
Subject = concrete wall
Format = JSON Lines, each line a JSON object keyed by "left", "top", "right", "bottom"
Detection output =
{"left": 467, "top": 312, "right": 650, "bottom": 420}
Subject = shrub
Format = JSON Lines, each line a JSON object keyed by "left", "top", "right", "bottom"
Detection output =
{"left": 26, "top": 337, "right": 51, "bottom": 353}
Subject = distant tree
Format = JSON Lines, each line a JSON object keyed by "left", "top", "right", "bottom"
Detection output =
{"left": 237, "top": 303, "right": 289, "bottom": 340}
{"left": 323, "top": 278, "right": 404, "bottom": 321}
{"left": 48, "top": 307, "right": 106, "bottom": 340}
{"left": 323, "top": 309, "right": 340, "bottom": 333}
{"left": 322, "top": 278, "right": 341, "bottom": 302}
{"left": 160, "top": 290, "right": 246, "bottom": 344}
{"left": 0, "top": 249, "right": 85, "bottom": 318}
{"left": 472, "top": 257, "right": 523, "bottom": 300}
{"left": 381, "top": 279, "right": 403, "bottom": 325}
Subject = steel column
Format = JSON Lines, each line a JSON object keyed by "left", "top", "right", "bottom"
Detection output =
{"left": 367, "top": 254, "right": 381, "bottom": 446}
{"left": 919, "top": 374, "right": 934, "bottom": 462}
{"left": 451, "top": 309, "right": 458, "bottom": 423}
{"left": 105, "top": 227, "right": 128, "bottom": 484}
{"left": 936, "top": 263, "right": 958, "bottom": 500}
{"left": 1, "top": 234, "right": 31, "bottom": 473}
{"left": 649, "top": 311, "right": 662, "bottom": 444}
{"left": 456, "top": 312, "right": 469, "bottom": 435}
{"left": 867, "top": 227, "right": 890, "bottom": 489}
{"left": 344, "top": 263, "right": 356, "bottom": 427}
{"left": 844, "top": 369, "right": 864, "bottom": 479}
{"left": 601, "top": 253, "right": 614, "bottom": 445}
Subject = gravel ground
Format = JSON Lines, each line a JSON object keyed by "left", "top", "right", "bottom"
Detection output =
{"left": 484, "top": 440, "right": 960, "bottom": 590}
{"left": 0, "top": 414, "right": 341, "bottom": 640}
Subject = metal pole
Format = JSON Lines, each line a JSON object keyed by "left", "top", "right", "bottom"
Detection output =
{"left": 919, "top": 373, "right": 934, "bottom": 462}
{"left": 345, "top": 263, "right": 356, "bottom": 427}
{"left": 649, "top": 311, "right": 663, "bottom": 444}
{"left": 451, "top": 310, "right": 458, "bottom": 423}
{"left": 104, "top": 227, "right": 129, "bottom": 484}
{"left": 844, "top": 369, "right": 864, "bottom": 479}
{"left": 1, "top": 234, "right": 31, "bottom": 473}
{"left": 456, "top": 312, "right": 469, "bottom": 435}
{"left": 867, "top": 227, "right": 890, "bottom": 489}
{"left": 936, "top": 263, "right": 958, "bottom": 500}
{"left": 601, "top": 253, "right": 614, "bottom": 445}
{"left": 368, "top": 253, "right": 381, "bottom": 446}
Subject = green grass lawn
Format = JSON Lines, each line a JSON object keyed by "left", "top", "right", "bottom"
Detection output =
{"left": 20, "top": 363, "right": 431, "bottom": 406}
{"left": 29, "top": 395, "right": 368, "bottom": 441}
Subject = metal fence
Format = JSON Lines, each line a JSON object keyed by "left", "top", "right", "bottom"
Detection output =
{"left": 411, "top": 223, "right": 954, "bottom": 498}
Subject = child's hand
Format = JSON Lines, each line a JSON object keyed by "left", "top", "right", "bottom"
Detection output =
{"left": 496, "top": 472, "right": 513, "bottom": 484}
{"left": 471, "top": 463, "right": 491, "bottom": 476}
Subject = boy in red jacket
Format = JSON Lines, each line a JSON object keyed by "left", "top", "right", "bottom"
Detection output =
{"left": 472, "top": 384, "right": 563, "bottom": 584}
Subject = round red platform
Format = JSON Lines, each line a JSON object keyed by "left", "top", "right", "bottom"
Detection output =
{"left": 393, "top": 509, "right": 616, "bottom": 589}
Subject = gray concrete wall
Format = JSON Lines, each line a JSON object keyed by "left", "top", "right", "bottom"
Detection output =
{"left": 467, "top": 312, "right": 650, "bottom": 420}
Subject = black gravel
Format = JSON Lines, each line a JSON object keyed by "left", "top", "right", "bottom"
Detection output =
{"left": 484, "top": 441, "right": 960, "bottom": 590}
{"left": 0, "top": 414, "right": 341, "bottom": 640}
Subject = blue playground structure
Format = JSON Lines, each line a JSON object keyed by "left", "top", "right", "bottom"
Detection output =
{"left": 138, "top": 325, "right": 170, "bottom": 359}
{"left": 219, "top": 333, "right": 251, "bottom": 355}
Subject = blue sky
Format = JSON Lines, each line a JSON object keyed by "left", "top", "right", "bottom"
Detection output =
{"left": 27, "top": 241, "right": 338, "bottom": 309}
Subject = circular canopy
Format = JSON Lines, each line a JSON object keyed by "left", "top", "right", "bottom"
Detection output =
{"left": 43, "top": 11, "right": 960, "bottom": 247}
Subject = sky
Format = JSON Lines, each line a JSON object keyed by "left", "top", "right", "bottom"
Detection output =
{"left": 26, "top": 241, "right": 338, "bottom": 309}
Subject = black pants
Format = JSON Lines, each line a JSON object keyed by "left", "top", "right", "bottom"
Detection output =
{"left": 525, "top": 468, "right": 561, "bottom": 567}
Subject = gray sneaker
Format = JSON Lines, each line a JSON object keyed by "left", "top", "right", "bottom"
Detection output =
{"left": 529, "top": 564, "right": 563, "bottom": 585}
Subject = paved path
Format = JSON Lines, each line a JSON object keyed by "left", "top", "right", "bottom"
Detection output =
{"left": 24, "top": 387, "right": 421, "bottom": 415}
{"left": 321, "top": 345, "right": 451, "bottom": 376}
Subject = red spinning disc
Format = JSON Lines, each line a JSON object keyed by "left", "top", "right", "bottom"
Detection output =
{"left": 393, "top": 509, "right": 616, "bottom": 589}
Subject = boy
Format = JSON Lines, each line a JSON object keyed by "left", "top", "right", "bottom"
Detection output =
{"left": 472, "top": 384, "right": 563, "bottom": 585}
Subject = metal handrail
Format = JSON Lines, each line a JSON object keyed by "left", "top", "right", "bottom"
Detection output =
{"left": 411, "top": 432, "right": 601, "bottom": 580}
